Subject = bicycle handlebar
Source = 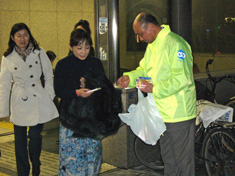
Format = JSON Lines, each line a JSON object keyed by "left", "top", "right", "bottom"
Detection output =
{"left": 205, "top": 59, "right": 235, "bottom": 84}
{"left": 206, "top": 59, "right": 213, "bottom": 78}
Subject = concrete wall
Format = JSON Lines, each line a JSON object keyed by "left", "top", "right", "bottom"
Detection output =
{"left": 1, "top": 1, "right": 234, "bottom": 73}
{"left": 0, "top": 0, "right": 95, "bottom": 69}
{"left": 193, "top": 54, "right": 235, "bottom": 73}
{"left": 0, "top": 0, "right": 95, "bottom": 131}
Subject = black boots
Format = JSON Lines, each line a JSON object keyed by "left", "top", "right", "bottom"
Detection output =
{"left": 32, "top": 165, "right": 40, "bottom": 176}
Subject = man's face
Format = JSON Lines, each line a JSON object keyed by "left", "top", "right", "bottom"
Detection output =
{"left": 133, "top": 22, "right": 155, "bottom": 44}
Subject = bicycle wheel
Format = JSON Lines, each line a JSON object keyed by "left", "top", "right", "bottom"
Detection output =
{"left": 195, "top": 123, "right": 205, "bottom": 163}
{"left": 202, "top": 128, "right": 235, "bottom": 176}
{"left": 224, "top": 98, "right": 235, "bottom": 122}
{"left": 134, "top": 136, "right": 164, "bottom": 170}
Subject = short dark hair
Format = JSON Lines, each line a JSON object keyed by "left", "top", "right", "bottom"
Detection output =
{"left": 70, "top": 28, "right": 92, "bottom": 47}
{"left": 135, "top": 13, "right": 160, "bottom": 29}
{"left": 46, "top": 51, "right": 56, "bottom": 61}
{"left": 74, "top": 19, "right": 91, "bottom": 35}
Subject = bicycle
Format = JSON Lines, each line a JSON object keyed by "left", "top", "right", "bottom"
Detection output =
{"left": 134, "top": 136, "right": 164, "bottom": 170}
{"left": 194, "top": 59, "right": 235, "bottom": 175}
{"left": 201, "top": 121, "right": 235, "bottom": 176}
{"left": 193, "top": 97, "right": 235, "bottom": 176}
{"left": 204, "top": 59, "right": 235, "bottom": 121}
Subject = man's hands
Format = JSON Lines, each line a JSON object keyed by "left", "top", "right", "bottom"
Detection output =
{"left": 117, "top": 75, "right": 130, "bottom": 88}
{"left": 139, "top": 80, "right": 153, "bottom": 93}
{"left": 117, "top": 75, "right": 154, "bottom": 93}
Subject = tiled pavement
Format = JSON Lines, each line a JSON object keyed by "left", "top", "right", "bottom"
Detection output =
{"left": 0, "top": 143, "right": 59, "bottom": 176}
{"left": 0, "top": 126, "right": 207, "bottom": 176}
{"left": 0, "top": 140, "right": 121, "bottom": 176}
{"left": 0, "top": 128, "right": 119, "bottom": 176}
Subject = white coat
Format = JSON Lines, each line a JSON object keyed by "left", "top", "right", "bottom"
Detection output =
{"left": 0, "top": 48, "right": 59, "bottom": 126}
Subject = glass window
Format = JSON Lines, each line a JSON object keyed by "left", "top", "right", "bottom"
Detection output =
{"left": 125, "top": 0, "right": 170, "bottom": 52}
{"left": 192, "top": 0, "right": 235, "bottom": 54}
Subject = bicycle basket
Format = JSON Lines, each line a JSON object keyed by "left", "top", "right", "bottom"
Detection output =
{"left": 195, "top": 80, "right": 215, "bottom": 102}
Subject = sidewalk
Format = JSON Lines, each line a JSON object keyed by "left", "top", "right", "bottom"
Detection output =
{"left": 0, "top": 127, "right": 207, "bottom": 176}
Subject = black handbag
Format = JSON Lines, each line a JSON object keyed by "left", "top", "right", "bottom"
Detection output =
{"left": 38, "top": 53, "right": 45, "bottom": 88}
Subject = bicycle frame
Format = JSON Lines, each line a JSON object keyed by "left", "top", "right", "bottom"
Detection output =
{"left": 205, "top": 59, "right": 235, "bottom": 101}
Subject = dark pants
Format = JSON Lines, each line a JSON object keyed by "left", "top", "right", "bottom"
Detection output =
{"left": 14, "top": 124, "right": 44, "bottom": 176}
{"left": 160, "top": 119, "right": 195, "bottom": 176}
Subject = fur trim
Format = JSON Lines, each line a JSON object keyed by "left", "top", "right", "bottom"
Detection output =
{"left": 60, "top": 75, "right": 122, "bottom": 140}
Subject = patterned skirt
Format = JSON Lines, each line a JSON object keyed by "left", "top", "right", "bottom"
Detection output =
{"left": 58, "top": 124, "right": 102, "bottom": 176}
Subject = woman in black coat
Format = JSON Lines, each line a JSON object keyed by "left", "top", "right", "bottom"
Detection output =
{"left": 54, "top": 28, "right": 121, "bottom": 176}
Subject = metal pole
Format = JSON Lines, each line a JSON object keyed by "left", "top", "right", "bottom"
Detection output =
{"left": 171, "top": 0, "right": 192, "bottom": 45}
{"left": 108, "top": 0, "right": 119, "bottom": 82}
{"left": 94, "top": 0, "right": 100, "bottom": 57}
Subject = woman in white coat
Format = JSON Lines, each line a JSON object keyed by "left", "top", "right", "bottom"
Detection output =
{"left": 0, "top": 23, "right": 59, "bottom": 176}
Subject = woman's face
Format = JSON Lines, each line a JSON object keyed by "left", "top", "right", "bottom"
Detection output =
{"left": 11, "top": 29, "right": 30, "bottom": 50}
{"left": 70, "top": 40, "right": 90, "bottom": 60}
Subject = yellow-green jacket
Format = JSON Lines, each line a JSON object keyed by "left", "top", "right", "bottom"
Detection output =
{"left": 124, "top": 25, "right": 197, "bottom": 123}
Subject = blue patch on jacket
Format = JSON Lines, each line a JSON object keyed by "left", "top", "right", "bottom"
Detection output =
{"left": 177, "top": 50, "right": 185, "bottom": 60}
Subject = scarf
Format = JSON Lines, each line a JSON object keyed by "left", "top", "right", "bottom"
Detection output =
{"left": 15, "top": 42, "right": 34, "bottom": 61}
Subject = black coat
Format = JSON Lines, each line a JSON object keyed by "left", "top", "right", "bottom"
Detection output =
{"left": 59, "top": 75, "right": 122, "bottom": 140}
{"left": 54, "top": 55, "right": 121, "bottom": 139}
{"left": 54, "top": 54, "right": 105, "bottom": 101}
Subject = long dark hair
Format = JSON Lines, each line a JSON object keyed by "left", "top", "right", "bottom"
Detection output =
{"left": 4, "top": 23, "right": 40, "bottom": 57}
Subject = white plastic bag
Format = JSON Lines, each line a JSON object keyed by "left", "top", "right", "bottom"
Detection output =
{"left": 119, "top": 89, "right": 166, "bottom": 145}
{"left": 196, "top": 100, "right": 233, "bottom": 128}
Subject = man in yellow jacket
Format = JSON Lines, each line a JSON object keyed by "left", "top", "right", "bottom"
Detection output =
{"left": 118, "top": 13, "right": 197, "bottom": 176}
